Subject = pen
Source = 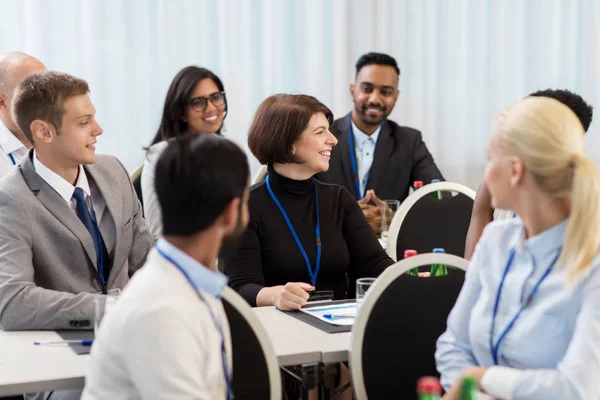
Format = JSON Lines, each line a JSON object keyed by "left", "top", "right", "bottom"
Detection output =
{"left": 323, "top": 314, "right": 355, "bottom": 319}
{"left": 34, "top": 339, "right": 94, "bottom": 346}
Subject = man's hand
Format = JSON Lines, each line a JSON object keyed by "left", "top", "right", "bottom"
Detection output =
{"left": 358, "top": 190, "right": 384, "bottom": 234}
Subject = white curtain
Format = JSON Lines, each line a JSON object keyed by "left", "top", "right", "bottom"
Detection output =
{"left": 2, "top": 0, "right": 599, "bottom": 190}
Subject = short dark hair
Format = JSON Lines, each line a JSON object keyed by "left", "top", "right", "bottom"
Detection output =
{"left": 248, "top": 94, "right": 333, "bottom": 165}
{"left": 12, "top": 70, "right": 89, "bottom": 144}
{"left": 529, "top": 89, "right": 594, "bottom": 132}
{"left": 355, "top": 52, "right": 400, "bottom": 76}
{"left": 149, "top": 66, "right": 227, "bottom": 146}
{"left": 155, "top": 135, "right": 249, "bottom": 236}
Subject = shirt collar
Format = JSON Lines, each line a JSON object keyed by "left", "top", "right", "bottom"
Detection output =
{"left": 0, "top": 122, "right": 26, "bottom": 156}
{"left": 351, "top": 119, "right": 381, "bottom": 148}
{"left": 32, "top": 150, "right": 91, "bottom": 202}
{"left": 155, "top": 238, "right": 228, "bottom": 298}
{"left": 511, "top": 218, "right": 568, "bottom": 259}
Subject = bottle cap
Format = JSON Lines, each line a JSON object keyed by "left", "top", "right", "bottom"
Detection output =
{"left": 416, "top": 376, "right": 442, "bottom": 394}
{"left": 433, "top": 248, "right": 445, "bottom": 253}
{"left": 404, "top": 249, "right": 418, "bottom": 258}
{"left": 414, "top": 181, "right": 424, "bottom": 189}
{"left": 431, "top": 179, "right": 440, "bottom": 183}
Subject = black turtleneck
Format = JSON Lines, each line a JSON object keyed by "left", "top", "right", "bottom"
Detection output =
{"left": 225, "top": 167, "right": 394, "bottom": 307}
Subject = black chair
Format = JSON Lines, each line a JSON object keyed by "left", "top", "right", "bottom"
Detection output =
{"left": 350, "top": 253, "right": 468, "bottom": 399}
{"left": 221, "top": 288, "right": 281, "bottom": 400}
{"left": 387, "top": 181, "right": 475, "bottom": 260}
{"left": 130, "top": 165, "right": 144, "bottom": 216}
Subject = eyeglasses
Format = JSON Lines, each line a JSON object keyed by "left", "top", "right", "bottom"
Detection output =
{"left": 187, "top": 91, "right": 226, "bottom": 112}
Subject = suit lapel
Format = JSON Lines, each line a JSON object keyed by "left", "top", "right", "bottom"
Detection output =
{"left": 367, "top": 120, "right": 394, "bottom": 194}
{"left": 19, "top": 150, "right": 97, "bottom": 268}
{"left": 338, "top": 113, "right": 359, "bottom": 198}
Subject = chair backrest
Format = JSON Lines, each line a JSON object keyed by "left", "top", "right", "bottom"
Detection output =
{"left": 387, "top": 181, "right": 475, "bottom": 261}
{"left": 252, "top": 165, "right": 268, "bottom": 185}
{"left": 221, "top": 287, "right": 282, "bottom": 400}
{"left": 130, "top": 165, "right": 144, "bottom": 215}
{"left": 350, "top": 253, "right": 468, "bottom": 399}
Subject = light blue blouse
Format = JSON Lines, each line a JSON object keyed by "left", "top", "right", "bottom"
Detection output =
{"left": 436, "top": 218, "right": 600, "bottom": 399}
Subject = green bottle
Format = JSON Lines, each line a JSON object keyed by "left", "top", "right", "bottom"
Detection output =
{"left": 431, "top": 179, "right": 443, "bottom": 199}
{"left": 430, "top": 248, "right": 448, "bottom": 276}
{"left": 416, "top": 376, "right": 442, "bottom": 400}
{"left": 404, "top": 249, "right": 419, "bottom": 276}
{"left": 460, "top": 377, "right": 478, "bottom": 400}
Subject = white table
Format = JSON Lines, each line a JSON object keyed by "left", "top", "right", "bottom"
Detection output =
{"left": 0, "top": 330, "right": 90, "bottom": 396}
{"left": 253, "top": 306, "right": 351, "bottom": 366}
{"left": 0, "top": 309, "right": 350, "bottom": 396}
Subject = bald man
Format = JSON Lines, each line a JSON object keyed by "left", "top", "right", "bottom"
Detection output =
{"left": 0, "top": 52, "right": 45, "bottom": 177}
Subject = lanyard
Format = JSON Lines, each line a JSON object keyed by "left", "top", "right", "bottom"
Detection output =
{"left": 8, "top": 153, "right": 16, "bottom": 166}
{"left": 156, "top": 247, "right": 232, "bottom": 400}
{"left": 347, "top": 115, "right": 369, "bottom": 200}
{"left": 489, "top": 247, "right": 560, "bottom": 365}
{"left": 265, "top": 175, "right": 322, "bottom": 286}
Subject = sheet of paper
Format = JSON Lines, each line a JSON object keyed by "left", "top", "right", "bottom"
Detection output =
{"left": 300, "top": 302, "right": 357, "bottom": 326}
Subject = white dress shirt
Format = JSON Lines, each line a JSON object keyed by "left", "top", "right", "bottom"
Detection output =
{"left": 0, "top": 122, "right": 28, "bottom": 178}
{"left": 32, "top": 151, "right": 115, "bottom": 252}
{"left": 436, "top": 218, "right": 600, "bottom": 399}
{"left": 141, "top": 140, "right": 168, "bottom": 239}
{"left": 82, "top": 240, "right": 232, "bottom": 400}
{"left": 351, "top": 120, "right": 381, "bottom": 196}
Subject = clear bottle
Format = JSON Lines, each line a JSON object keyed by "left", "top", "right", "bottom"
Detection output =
{"left": 416, "top": 376, "right": 442, "bottom": 400}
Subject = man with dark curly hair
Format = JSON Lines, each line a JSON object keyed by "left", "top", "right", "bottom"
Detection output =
{"left": 464, "top": 89, "right": 594, "bottom": 260}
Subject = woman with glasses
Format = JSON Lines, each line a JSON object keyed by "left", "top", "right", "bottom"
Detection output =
{"left": 142, "top": 66, "right": 227, "bottom": 238}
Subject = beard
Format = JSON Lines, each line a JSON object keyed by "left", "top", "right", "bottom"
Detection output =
{"left": 218, "top": 212, "right": 246, "bottom": 261}
{"left": 358, "top": 103, "right": 388, "bottom": 125}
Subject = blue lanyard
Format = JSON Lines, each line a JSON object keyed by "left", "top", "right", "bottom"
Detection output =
{"left": 8, "top": 153, "right": 16, "bottom": 166}
{"left": 347, "top": 116, "right": 369, "bottom": 200}
{"left": 156, "top": 247, "right": 232, "bottom": 400}
{"left": 489, "top": 247, "right": 561, "bottom": 365}
{"left": 265, "top": 175, "right": 322, "bottom": 286}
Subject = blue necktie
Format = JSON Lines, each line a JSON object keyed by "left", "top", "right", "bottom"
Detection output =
{"left": 72, "top": 187, "right": 107, "bottom": 285}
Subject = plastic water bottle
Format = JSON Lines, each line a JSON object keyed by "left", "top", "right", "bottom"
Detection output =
{"left": 430, "top": 248, "right": 448, "bottom": 276}
{"left": 416, "top": 376, "right": 442, "bottom": 400}
{"left": 460, "top": 377, "right": 478, "bottom": 400}
{"left": 414, "top": 180, "right": 424, "bottom": 190}
{"left": 404, "top": 249, "right": 419, "bottom": 276}
{"left": 431, "top": 179, "right": 443, "bottom": 199}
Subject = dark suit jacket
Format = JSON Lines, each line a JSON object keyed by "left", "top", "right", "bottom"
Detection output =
{"left": 316, "top": 113, "right": 444, "bottom": 202}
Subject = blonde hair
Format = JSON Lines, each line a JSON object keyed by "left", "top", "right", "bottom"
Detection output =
{"left": 494, "top": 96, "right": 600, "bottom": 282}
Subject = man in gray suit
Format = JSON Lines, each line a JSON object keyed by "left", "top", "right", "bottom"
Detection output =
{"left": 0, "top": 70, "right": 153, "bottom": 334}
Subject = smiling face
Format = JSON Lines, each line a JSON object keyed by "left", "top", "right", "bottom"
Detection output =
{"left": 49, "top": 94, "right": 103, "bottom": 167}
{"left": 184, "top": 78, "right": 226, "bottom": 134}
{"left": 291, "top": 112, "right": 338, "bottom": 175}
{"left": 350, "top": 64, "right": 399, "bottom": 131}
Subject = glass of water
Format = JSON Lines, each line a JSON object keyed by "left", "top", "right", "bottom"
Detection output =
{"left": 380, "top": 200, "right": 400, "bottom": 242}
{"left": 94, "top": 290, "right": 120, "bottom": 332}
{"left": 356, "top": 277, "right": 377, "bottom": 309}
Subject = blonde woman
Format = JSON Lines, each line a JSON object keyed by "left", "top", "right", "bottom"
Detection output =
{"left": 436, "top": 96, "right": 600, "bottom": 400}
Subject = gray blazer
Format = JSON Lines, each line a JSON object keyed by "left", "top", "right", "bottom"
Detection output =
{"left": 0, "top": 150, "right": 153, "bottom": 331}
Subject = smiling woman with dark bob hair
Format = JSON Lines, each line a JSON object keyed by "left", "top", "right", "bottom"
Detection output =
{"left": 225, "top": 93, "right": 394, "bottom": 310}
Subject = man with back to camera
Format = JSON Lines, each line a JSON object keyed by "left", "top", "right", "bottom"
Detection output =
{"left": 0, "top": 52, "right": 45, "bottom": 177}
{"left": 83, "top": 135, "right": 250, "bottom": 399}
{"left": 316, "top": 52, "right": 444, "bottom": 234}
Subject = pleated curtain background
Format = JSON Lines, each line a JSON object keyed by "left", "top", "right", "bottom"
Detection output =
{"left": 2, "top": 0, "right": 599, "bottom": 190}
